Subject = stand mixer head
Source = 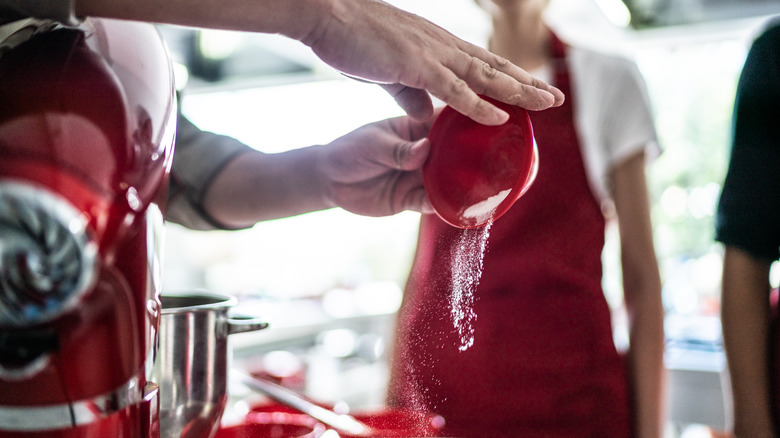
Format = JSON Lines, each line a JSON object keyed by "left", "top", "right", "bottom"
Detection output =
{"left": 0, "top": 17, "right": 175, "bottom": 437}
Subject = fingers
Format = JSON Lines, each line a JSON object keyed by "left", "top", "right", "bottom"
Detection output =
{"left": 390, "top": 138, "right": 432, "bottom": 214}
{"left": 421, "top": 48, "right": 565, "bottom": 125}
{"left": 392, "top": 138, "right": 429, "bottom": 171}
{"left": 483, "top": 52, "right": 566, "bottom": 107}
{"left": 427, "top": 71, "right": 510, "bottom": 125}
{"left": 340, "top": 75, "right": 435, "bottom": 122}
{"left": 379, "top": 84, "right": 435, "bottom": 121}
{"left": 394, "top": 175, "right": 433, "bottom": 214}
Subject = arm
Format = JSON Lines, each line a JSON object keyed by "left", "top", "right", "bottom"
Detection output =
{"left": 73, "top": 0, "right": 563, "bottom": 125}
{"left": 715, "top": 22, "right": 780, "bottom": 437}
{"left": 200, "top": 115, "right": 433, "bottom": 229}
{"left": 610, "top": 151, "right": 665, "bottom": 438}
{"left": 721, "top": 246, "right": 774, "bottom": 438}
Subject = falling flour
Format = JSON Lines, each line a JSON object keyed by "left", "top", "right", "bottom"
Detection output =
{"left": 449, "top": 221, "right": 492, "bottom": 352}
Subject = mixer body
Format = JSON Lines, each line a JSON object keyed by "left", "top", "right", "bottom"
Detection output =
{"left": 0, "top": 17, "right": 176, "bottom": 437}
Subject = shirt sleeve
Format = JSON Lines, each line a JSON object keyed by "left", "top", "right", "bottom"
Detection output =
{"left": 0, "top": 0, "right": 80, "bottom": 26}
{"left": 715, "top": 21, "right": 780, "bottom": 262}
{"left": 166, "top": 111, "right": 254, "bottom": 230}
{"left": 568, "top": 46, "right": 660, "bottom": 205}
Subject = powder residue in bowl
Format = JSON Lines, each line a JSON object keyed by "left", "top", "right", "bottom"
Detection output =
{"left": 461, "top": 188, "right": 511, "bottom": 224}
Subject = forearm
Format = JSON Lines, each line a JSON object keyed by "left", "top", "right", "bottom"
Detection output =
{"left": 721, "top": 246, "right": 775, "bottom": 438}
{"left": 624, "top": 274, "right": 665, "bottom": 438}
{"left": 202, "top": 146, "right": 332, "bottom": 228}
{"left": 611, "top": 151, "right": 665, "bottom": 437}
{"left": 621, "top": 233, "right": 665, "bottom": 438}
{"left": 75, "top": 0, "right": 328, "bottom": 40}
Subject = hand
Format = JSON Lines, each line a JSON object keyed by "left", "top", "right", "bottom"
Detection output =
{"left": 302, "top": 0, "right": 565, "bottom": 125}
{"left": 77, "top": 0, "right": 563, "bottom": 125}
{"left": 319, "top": 115, "right": 434, "bottom": 216}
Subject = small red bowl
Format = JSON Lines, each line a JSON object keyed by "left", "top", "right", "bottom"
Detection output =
{"left": 215, "top": 409, "right": 327, "bottom": 438}
{"left": 423, "top": 96, "right": 538, "bottom": 229}
{"left": 234, "top": 403, "right": 445, "bottom": 438}
{"left": 344, "top": 407, "right": 445, "bottom": 438}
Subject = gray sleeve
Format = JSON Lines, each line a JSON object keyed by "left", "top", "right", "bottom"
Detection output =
{"left": 166, "top": 113, "right": 254, "bottom": 230}
{"left": 0, "top": 0, "right": 80, "bottom": 25}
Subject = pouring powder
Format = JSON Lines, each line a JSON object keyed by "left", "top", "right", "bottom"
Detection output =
{"left": 449, "top": 221, "right": 492, "bottom": 352}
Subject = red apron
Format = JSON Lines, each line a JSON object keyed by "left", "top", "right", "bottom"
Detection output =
{"left": 388, "top": 33, "right": 633, "bottom": 438}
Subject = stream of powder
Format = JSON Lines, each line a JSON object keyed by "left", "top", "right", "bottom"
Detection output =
{"left": 394, "top": 223, "right": 493, "bottom": 428}
{"left": 449, "top": 222, "right": 492, "bottom": 352}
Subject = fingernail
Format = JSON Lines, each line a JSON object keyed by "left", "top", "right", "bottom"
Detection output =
{"left": 537, "top": 90, "right": 555, "bottom": 110}
{"left": 411, "top": 138, "right": 428, "bottom": 150}
{"left": 485, "top": 107, "right": 509, "bottom": 126}
{"left": 548, "top": 86, "right": 565, "bottom": 105}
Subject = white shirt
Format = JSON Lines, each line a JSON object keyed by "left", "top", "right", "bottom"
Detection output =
{"left": 532, "top": 44, "right": 660, "bottom": 214}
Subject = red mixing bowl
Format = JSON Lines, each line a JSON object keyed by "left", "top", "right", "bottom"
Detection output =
{"left": 345, "top": 407, "right": 445, "bottom": 438}
{"left": 230, "top": 403, "right": 445, "bottom": 438}
{"left": 215, "top": 410, "right": 328, "bottom": 438}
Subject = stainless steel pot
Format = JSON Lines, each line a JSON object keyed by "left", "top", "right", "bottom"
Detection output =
{"left": 154, "top": 291, "right": 268, "bottom": 438}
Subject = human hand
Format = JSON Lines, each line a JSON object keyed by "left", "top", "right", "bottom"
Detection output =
{"left": 76, "top": 0, "right": 561, "bottom": 124}
{"left": 300, "top": 0, "right": 564, "bottom": 125}
{"left": 319, "top": 115, "right": 434, "bottom": 216}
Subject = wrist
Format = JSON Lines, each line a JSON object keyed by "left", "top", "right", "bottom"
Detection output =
{"left": 277, "top": 0, "right": 336, "bottom": 43}
{"left": 311, "top": 145, "right": 338, "bottom": 210}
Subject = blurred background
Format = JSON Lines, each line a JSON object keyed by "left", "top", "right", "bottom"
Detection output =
{"left": 157, "top": 0, "right": 780, "bottom": 436}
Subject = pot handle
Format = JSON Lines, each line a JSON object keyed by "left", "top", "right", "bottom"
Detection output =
{"left": 226, "top": 314, "right": 269, "bottom": 335}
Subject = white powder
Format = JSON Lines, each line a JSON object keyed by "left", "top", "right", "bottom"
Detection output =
{"left": 449, "top": 222, "right": 492, "bottom": 352}
{"left": 461, "top": 188, "right": 511, "bottom": 224}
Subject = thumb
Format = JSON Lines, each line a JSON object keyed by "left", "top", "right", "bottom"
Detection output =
{"left": 380, "top": 84, "right": 435, "bottom": 121}
{"left": 394, "top": 138, "right": 430, "bottom": 171}
{"left": 394, "top": 175, "right": 433, "bottom": 214}
{"left": 405, "top": 187, "right": 433, "bottom": 214}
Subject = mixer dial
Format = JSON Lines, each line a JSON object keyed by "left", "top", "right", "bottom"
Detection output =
{"left": 0, "top": 181, "right": 97, "bottom": 327}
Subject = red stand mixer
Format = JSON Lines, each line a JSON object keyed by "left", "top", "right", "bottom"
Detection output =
{"left": 0, "top": 17, "right": 175, "bottom": 437}
{"left": 0, "top": 16, "right": 446, "bottom": 438}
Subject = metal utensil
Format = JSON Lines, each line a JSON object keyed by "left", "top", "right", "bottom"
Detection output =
{"left": 154, "top": 292, "right": 269, "bottom": 438}
{"left": 231, "top": 370, "right": 373, "bottom": 437}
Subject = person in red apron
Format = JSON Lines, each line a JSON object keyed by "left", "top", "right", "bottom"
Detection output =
{"left": 387, "top": 1, "right": 665, "bottom": 436}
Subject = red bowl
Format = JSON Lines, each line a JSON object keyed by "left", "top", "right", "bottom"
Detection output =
{"left": 215, "top": 409, "right": 327, "bottom": 438}
{"left": 423, "top": 96, "right": 537, "bottom": 229}
{"left": 234, "top": 403, "right": 445, "bottom": 438}
{"left": 344, "top": 407, "right": 445, "bottom": 438}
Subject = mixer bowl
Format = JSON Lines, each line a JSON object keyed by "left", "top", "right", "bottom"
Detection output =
{"left": 154, "top": 291, "right": 269, "bottom": 438}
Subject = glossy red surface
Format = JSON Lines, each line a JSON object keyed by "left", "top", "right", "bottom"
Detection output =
{"left": 216, "top": 416, "right": 326, "bottom": 438}
{"left": 216, "top": 424, "right": 323, "bottom": 438}
{"left": 0, "top": 15, "right": 174, "bottom": 435}
{"left": 0, "top": 394, "right": 158, "bottom": 438}
{"left": 0, "top": 19, "right": 175, "bottom": 252}
{"left": 228, "top": 403, "right": 445, "bottom": 438}
{"left": 423, "top": 96, "right": 537, "bottom": 229}
{"left": 345, "top": 408, "right": 445, "bottom": 438}
{"left": 216, "top": 405, "right": 327, "bottom": 438}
